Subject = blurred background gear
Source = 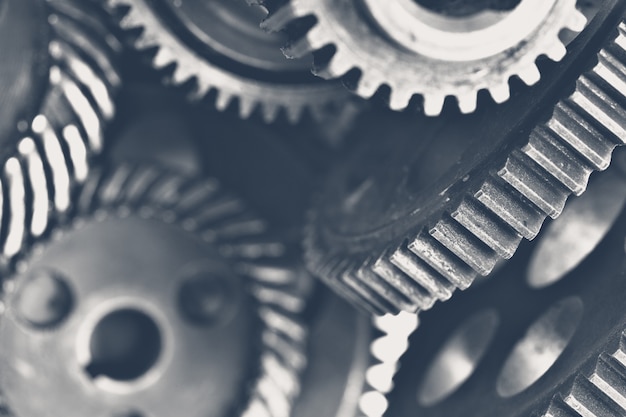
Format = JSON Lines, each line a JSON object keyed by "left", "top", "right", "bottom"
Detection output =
{"left": 303, "top": 2, "right": 626, "bottom": 315}
{"left": 263, "top": 0, "right": 586, "bottom": 115}
{"left": 386, "top": 149, "right": 626, "bottom": 416}
{"left": 0, "top": 161, "right": 312, "bottom": 417}
{"left": 105, "top": 0, "right": 356, "bottom": 124}
{"left": 0, "top": 0, "right": 120, "bottom": 260}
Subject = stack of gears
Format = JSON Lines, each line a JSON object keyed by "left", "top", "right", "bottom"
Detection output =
{"left": 1, "top": 0, "right": 626, "bottom": 416}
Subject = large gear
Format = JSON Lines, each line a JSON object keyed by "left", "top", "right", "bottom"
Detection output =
{"left": 0, "top": 162, "right": 312, "bottom": 417}
{"left": 303, "top": 2, "right": 626, "bottom": 315}
{"left": 0, "top": 0, "right": 120, "bottom": 261}
{"left": 106, "top": 0, "right": 352, "bottom": 124}
{"left": 264, "top": 0, "right": 588, "bottom": 115}
{"left": 386, "top": 158, "right": 626, "bottom": 417}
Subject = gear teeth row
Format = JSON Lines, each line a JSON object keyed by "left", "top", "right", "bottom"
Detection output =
{"left": 267, "top": 0, "right": 585, "bottom": 115}
{"left": 307, "top": 19, "right": 626, "bottom": 315}
{"left": 542, "top": 331, "right": 626, "bottom": 417}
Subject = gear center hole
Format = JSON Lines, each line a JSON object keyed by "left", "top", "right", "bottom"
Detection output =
{"left": 85, "top": 309, "right": 162, "bottom": 382}
{"left": 412, "top": 0, "right": 521, "bottom": 17}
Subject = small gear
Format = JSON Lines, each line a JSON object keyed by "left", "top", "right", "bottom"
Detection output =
{"left": 385, "top": 161, "right": 626, "bottom": 417}
{"left": 304, "top": 2, "right": 626, "bottom": 315}
{"left": 264, "top": 0, "right": 588, "bottom": 115}
{"left": 0, "top": 0, "right": 120, "bottom": 261}
{"left": 0, "top": 162, "right": 312, "bottom": 417}
{"left": 106, "top": 0, "right": 351, "bottom": 124}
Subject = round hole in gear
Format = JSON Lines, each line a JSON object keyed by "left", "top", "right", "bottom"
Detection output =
{"left": 85, "top": 309, "right": 162, "bottom": 382}
{"left": 417, "top": 309, "right": 499, "bottom": 406}
{"left": 496, "top": 296, "right": 583, "bottom": 398}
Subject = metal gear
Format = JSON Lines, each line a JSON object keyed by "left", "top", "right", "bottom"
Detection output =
{"left": 0, "top": 0, "right": 120, "bottom": 262}
{"left": 303, "top": 2, "right": 626, "bottom": 315}
{"left": 263, "top": 0, "right": 588, "bottom": 115}
{"left": 385, "top": 155, "right": 626, "bottom": 417}
{"left": 106, "top": 0, "right": 352, "bottom": 124}
{"left": 0, "top": 162, "right": 312, "bottom": 417}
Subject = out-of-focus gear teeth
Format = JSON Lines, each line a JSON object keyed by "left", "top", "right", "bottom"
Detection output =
{"left": 489, "top": 83, "right": 512, "bottom": 104}
{"left": 456, "top": 92, "right": 478, "bottom": 115}
{"left": 518, "top": 63, "right": 543, "bottom": 86}
{"left": 372, "top": 255, "right": 436, "bottom": 311}
{"left": 109, "top": 0, "right": 350, "bottom": 124}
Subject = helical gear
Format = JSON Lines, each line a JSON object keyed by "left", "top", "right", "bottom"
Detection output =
{"left": 263, "top": 0, "right": 587, "bottom": 115}
{"left": 0, "top": 162, "right": 313, "bottom": 417}
{"left": 106, "top": 0, "right": 352, "bottom": 124}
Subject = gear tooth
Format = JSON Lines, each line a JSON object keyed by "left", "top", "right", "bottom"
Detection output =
{"left": 356, "top": 267, "right": 417, "bottom": 313}
{"left": 170, "top": 66, "right": 194, "bottom": 85}
{"left": 544, "top": 40, "right": 568, "bottom": 62}
{"left": 475, "top": 177, "right": 546, "bottom": 239}
{"left": 152, "top": 47, "right": 176, "bottom": 69}
{"left": 566, "top": 9, "right": 588, "bottom": 33}
{"left": 498, "top": 150, "right": 569, "bottom": 219}
{"left": 518, "top": 63, "right": 541, "bottom": 86}
{"left": 488, "top": 82, "right": 511, "bottom": 104}
{"left": 423, "top": 94, "right": 446, "bottom": 117}
{"left": 408, "top": 233, "right": 475, "bottom": 289}
{"left": 215, "top": 90, "right": 233, "bottom": 112}
{"left": 260, "top": 3, "right": 310, "bottom": 33}
{"left": 430, "top": 216, "right": 499, "bottom": 275}
{"left": 315, "top": 54, "right": 353, "bottom": 80}
{"left": 390, "top": 244, "right": 456, "bottom": 303}
{"left": 261, "top": 103, "right": 281, "bottom": 123}
{"left": 354, "top": 75, "right": 383, "bottom": 99}
{"left": 523, "top": 128, "right": 593, "bottom": 195}
{"left": 372, "top": 255, "right": 436, "bottom": 311}
{"left": 565, "top": 375, "right": 625, "bottom": 416}
{"left": 591, "top": 354, "right": 626, "bottom": 410}
{"left": 284, "top": 105, "right": 302, "bottom": 125}
{"left": 388, "top": 88, "right": 413, "bottom": 111}
{"left": 238, "top": 97, "right": 257, "bottom": 120}
{"left": 341, "top": 270, "right": 399, "bottom": 315}
{"left": 543, "top": 395, "right": 580, "bottom": 417}
{"left": 452, "top": 199, "right": 522, "bottom": 259}
{"left": 597, "top": 49, "right": 626, "bottom": 102}
{"left": 456, "top": 92, "right": 478, "bottom": 114}
{"left": 282, "top": 37, "right": 317, "bottom": 60}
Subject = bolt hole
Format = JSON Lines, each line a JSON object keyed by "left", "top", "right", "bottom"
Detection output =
{"left": 178, "top": 275, "right": 232, "bottom": 326}
{"left": 13, "top": 269, "right": 73, "bottom": 329}
{"left": 85, "top": 309, "right": 161, "bottom": 381}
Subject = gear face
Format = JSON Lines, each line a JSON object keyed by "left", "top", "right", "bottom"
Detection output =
{"left": 106, "top": 0, "right": 351, "bottom": 124}
{"left": 0, "top": 0, "right": 120, "bottom": 262}
{"left": 304, "top": 3, "right": 626, "bottom": 315}
{"left": 385, "top": 163, "right": 626, "bottom": 417}
{"left": 264, "top": 0, "right": 587, "bottom": 115}
{"left": 0, "top": 163, "right": 312, "bottom": 417}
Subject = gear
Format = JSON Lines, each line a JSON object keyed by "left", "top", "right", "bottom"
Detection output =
{"left": 385, "top": 158, "right": 626, "bottom": 417}
{"left": 303, "top": 2, "right": 626, "bottom": 315}
{"left": 263, "top": 0, "right": 588, "bottom": 115}
{"left": 106, "top": 0, "right": 352, "bottom": 124}
{"left": 0, "top": 0, "right": 120, "bottom": 261}
{"left": 0, "top": 162, "right": 312, "bottom": 417}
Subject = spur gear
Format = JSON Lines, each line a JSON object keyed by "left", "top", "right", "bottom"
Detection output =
{"left": 386, "top": 156, "right": 626, "bottom": 417}
{"left": 0, "top": 0, "right": 120, "bottom": 260}
{"left": 264, "top": 0, "right": 587, "bottom": 115}
{"left": 0, "top": 162, "right": 312, "bottom": 417}
{"left": 106, "top": 0, "right": 351, "bottom": 124}
{"left": 303, "top": 2, "right": 626, "bottom": 315}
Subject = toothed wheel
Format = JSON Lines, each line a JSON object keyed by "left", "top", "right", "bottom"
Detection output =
{"left": 304, "top": 3, "right": 626, "bottom": 315}
{"left": 106, "top": 0, "right": 351, "bottom": 124}
{"left": 264, "top": 0, "right": 588, "bottom": 115}
{"left": 386, "top": 161, "right": 626, "bottom": 417}
{"left": 0, "top": 162, "right": 312, "bottom": 417}
{"left": 0, "top": 0, "right": 120, "bottom": 260}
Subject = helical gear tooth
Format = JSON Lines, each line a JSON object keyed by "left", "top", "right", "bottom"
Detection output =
{"left": 408, "top": 233, "right": 475, "bottom": 289}
{"left": 564, "top": 375, "right": 624, "bottom": 416}
{"left": 341, "top": 270, "right": 399, "bottom": 315}
{"left": 475, "top": 177, "right": 545, "bottom": 239}
{"left": 522, "top": 128, "right": 593, "bottom": 196}
{"left": 430, "top": 216, "right": 499, "bottom": 275}
{"left": 488, "top": 82, "right": 511, "bottom": 104}
{"left": 423, "top": 94, "right": 446, "bottom": 117}
{"left": 456, "top": 91, "right": 478, "bottom": 115}
{"left": 590, "top": 354, "right": 626, "bottom": 410}
{"left": 451, "top": 199, "right": 522, "bottom": 259}
{"left": 518, "top": 63, "right": 542, "bottom": 86}
{"left": 372, "top": 255, "right": 436, "bottom": 311}
{"left": 543, "top": 395, "right": 582, "bottom": 417}
{"left": 597, "top": 49, "right": 626, "bottom": 101}
{"left": 356, "top": 266, "right": 417, "bottom": 313}
{"left": 390, "top": 244, "right": 455, "bottom": 302}
{"left": 498, "top": 150, "right": 569, "bottom": 219}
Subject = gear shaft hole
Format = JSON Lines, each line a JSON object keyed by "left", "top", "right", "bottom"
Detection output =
{"left": 417, "top": 309, "right": 499, "bottom": 406}
{"left": 412, "top": 0, "right": 521, "bottom": 17}
{"left": 85, "top": 309, "right": 162, "bottom": 382}
{"left": 496, "top": 297, "right": 583, "bottom": 398}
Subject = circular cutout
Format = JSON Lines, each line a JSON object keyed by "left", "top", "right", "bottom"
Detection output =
{"left": 496, "top": 297, "right": 583, "bottom": 398}
{"left": 178, "top": 273, "right": 235, "bottom": 326}
{"left": 418, "top": 309, "right": 500, "bottom": 406}
{"left": 85, "top": 309, "right": 162, "bottom": 382}
{"left": 13, "top": 269, "right": 73, "bottom": 329}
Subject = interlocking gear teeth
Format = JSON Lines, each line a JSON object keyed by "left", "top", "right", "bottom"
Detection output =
{"left": 305, "top": 13, "right": 626, "bottom": 315}
{"left": 267, "top": 0, "right": 587, "bottom": 115}
{"left": 107, "top": 0, "right": 350, "bottom": 124}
